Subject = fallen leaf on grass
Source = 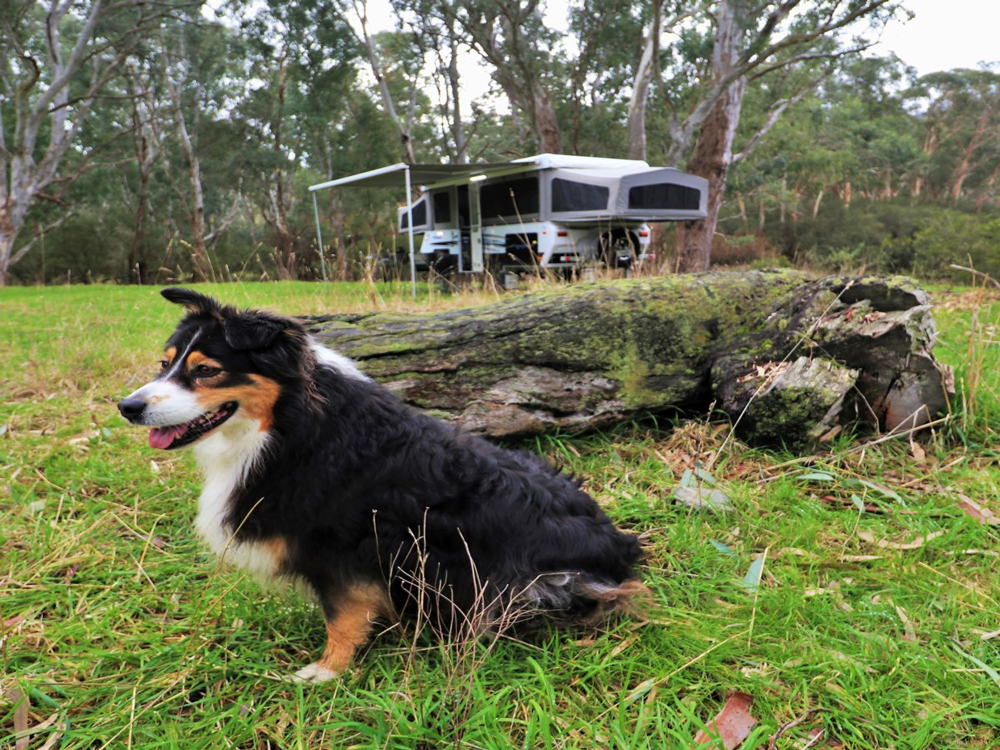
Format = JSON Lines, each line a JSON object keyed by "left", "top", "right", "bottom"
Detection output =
{"left": 895, "top": 605, "right": 918, "bottom": 642}
{"left": 950, "top": 548, "right": 1000, "bottom": 558}
{"left": 838, "top": 554, "right": 882, "bottom": 562}
{"left": 609, "top": 634, "right": 637, "bottom": 658}
{"left": 693, "top": 692, "right": 757, "bottom": 748}
{"left": 777, "top": 547, "right": 818, "bottom": 560}
{"left": 676, "top": 486, "right": 734, "bottom": 512}
{"left": 857, "top": 530, "right": 944, "bottom": 550}
{"left": 740, "top": 662, "right": 769, "bottom": 677}
{"left": 953, "top": 642, "right": 1000, "bottom": 687}
{"left": 11, "top": 689, "right": 29, "bottom": 750}
{"left": 741, "top": 553, "right": 767, "bottom": 591}
{"left": 975, "top": 628, "right": 1000, "bottom": 641}
{"left": 804, "top": 587, "right": 831, "bottom": 597}
{"left": 710, "top": 540, "right": 736, "bottom": 556}
{"left": 956, "top": 494, "right": 1000, "bottom": 526}
{"left": 66, "top": 428, "right": 98, "bottom": 445}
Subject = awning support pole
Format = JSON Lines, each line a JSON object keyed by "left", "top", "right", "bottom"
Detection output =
{"left": 404, "top": 165, "right": 417, "bottom": 299}
{"left": 312, "top": 191, "right": 328, "bottom": 282}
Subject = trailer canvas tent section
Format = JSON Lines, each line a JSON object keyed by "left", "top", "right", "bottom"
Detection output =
{"left": 307, "top": 154, "right": 708, "bottom": 295}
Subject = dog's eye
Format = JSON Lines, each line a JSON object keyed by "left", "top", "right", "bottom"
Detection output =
{"left": 193, "top": 364, "right": 221, "bottom": 377}
{"left": 160, "top": 360, "right": 169, "bottom": 370}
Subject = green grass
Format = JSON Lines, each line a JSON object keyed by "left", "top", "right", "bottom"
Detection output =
{"left": 2, "top": 281, "right": 999, "bottom": 749}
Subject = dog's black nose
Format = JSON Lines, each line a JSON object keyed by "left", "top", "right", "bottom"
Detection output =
{"left": 118, "top": 397, "right": 146, "bottom": 420}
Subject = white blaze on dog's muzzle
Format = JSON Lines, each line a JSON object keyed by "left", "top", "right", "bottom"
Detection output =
{"left": 117, "top": 379, "right": 205, "bottom": 427}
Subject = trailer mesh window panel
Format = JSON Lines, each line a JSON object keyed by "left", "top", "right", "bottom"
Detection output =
{"left": 551, "top": 179, "right": 609, "bottom": 212}
{"left": 432, "top": 191, "right": 451, "bottom": 223}
{"left": 481, "top": 177, "right": 539, "bottom": 221}
{"left": 400, "top": 198, "right": 427, "bottom": 229}
{"left": 628, "top": 183, "right": 700, "bottom": 211}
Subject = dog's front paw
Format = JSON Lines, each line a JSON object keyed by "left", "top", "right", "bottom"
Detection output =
{"left": 289, "top": 662, "right": 339, "bottom": 684}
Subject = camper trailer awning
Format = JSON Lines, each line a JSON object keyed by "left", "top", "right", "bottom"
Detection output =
{"left": 308, "top": 162, "right": 526, "bottom": 191}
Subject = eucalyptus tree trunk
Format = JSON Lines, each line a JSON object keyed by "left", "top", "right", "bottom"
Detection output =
{"left": 305, "top": 271, "right": 952, "bottom": 449}
{"left": 0, "top": 1, "right": 114, "bottom": 285}
{"left": 164, "top": 34, "right": 211, "bottom": 281}
{"left": 126, "top": 78, "right": 159, "bottom": 284}
{"left": 355, "top": 0, "right": 417, "bottom": 164}
{"left": 626, "top": 0, "right": 660, "bottom": 161}
{"left": 447, "top": 31, "right": 469, "bottom": 163}
{"left": 950, "top": 109, "right": 989, "bottom": 203}
{"left": 674, "top": 0, "right": 745, "bottom": 273}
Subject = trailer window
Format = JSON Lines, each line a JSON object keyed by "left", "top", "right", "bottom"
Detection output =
{"left": 628, "top": 183, "right": 700, "bottom": 210}
{"left": 551, "top": 179, "right": 609, "bottom": 212}
{"left": 481, "top": 176, "right": 539, "bottom": 221}
{"left": 432, "top": 191, "right": 451, "bottom": 223}
{"left": 400, "top": 198, "right": 427, "bottom": 230}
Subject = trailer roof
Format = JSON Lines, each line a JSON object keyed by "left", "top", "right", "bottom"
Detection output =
{"left": 306, "top": 154, "right": 657, "bottom": 192}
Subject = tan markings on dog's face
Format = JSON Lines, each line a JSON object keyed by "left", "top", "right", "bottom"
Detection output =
{"left": 194, "top": 374, "right": 281, "bottom": 431}
{"left": 316, "top": 584, "right": 388, "bottom": 673}
{"left": 185, "top": 351, "right": 225, "bottom": 381}
{"left": 160, "top": 346, "right": 178, "bottom": 370}
{"left": 185, "top": 351, "right": 219, "bottom": 370}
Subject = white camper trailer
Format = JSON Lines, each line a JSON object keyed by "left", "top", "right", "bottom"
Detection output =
{"left": 395, "top": 154, "right": 708, "bottom": 273}
{"left": 307, "top": 154, "right": 708, "bottom": 292}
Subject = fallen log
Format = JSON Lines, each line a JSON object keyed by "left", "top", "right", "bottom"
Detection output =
{"left": 304, "top": 270, "right": 953, "bottom": 448}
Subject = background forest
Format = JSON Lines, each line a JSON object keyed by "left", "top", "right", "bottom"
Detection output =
{"left": 1, "top": 0, "right": 999, "bottom": 286}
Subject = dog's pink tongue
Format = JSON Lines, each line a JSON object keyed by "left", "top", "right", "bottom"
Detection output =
{"left": 149, "top": 426, "right": 179, "bottom": 449}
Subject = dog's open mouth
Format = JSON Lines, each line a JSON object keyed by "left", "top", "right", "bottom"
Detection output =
{"left": 149, "top": 402, "right": 238, "bottom": 450}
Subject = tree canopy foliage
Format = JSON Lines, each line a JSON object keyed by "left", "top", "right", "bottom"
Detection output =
{"left": 1, "top": 0, "right": 998, "bottom": 285}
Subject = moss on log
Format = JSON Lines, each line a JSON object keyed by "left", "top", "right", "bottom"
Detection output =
{"left": 304, "top": 270, "right": 952, "bottom": 448}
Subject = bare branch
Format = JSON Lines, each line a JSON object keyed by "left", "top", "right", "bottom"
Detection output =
{"left": 9, "top": 212, "right": 76, "bottom": 266}
{"left": 746, "top": 41, "right": 877, "bottom": 82}
{"left": 732, "top": 69, "right": 832, "bottom": 165}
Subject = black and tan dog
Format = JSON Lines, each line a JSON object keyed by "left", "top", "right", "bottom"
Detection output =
{"left": 118, "top": 289, "right": 643, "bottom": 682}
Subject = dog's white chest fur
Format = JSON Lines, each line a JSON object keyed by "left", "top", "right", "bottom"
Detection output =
{"left": 189, "top": 339, "right": 362, "bottom": 581}
{"left": 193, "top": 420, "right": 277, "bottom": 579}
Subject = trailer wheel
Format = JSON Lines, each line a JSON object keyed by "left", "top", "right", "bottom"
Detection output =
{"left": 598, "top": 230, "right": 640, "bottom": 269}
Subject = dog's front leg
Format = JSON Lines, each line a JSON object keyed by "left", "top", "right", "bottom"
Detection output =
{"left": 292, "top": 583, "right": 387, "bottom": 684}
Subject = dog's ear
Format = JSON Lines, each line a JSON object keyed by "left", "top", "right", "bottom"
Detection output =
{"left": 223, "top": 312, "right": 288, "bottom": 351}
{"left": 161, "top": 288, "right": 221, "bottom": 317}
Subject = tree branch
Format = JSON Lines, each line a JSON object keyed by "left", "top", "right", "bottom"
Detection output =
{"left": 732, "top": 69, "right": 832, "bottom": 165}
{"left": 9, "top": 211, "right": 75, "bottom": 266}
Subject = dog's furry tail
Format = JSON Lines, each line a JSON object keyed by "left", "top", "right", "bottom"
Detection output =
{"left": 516, "top": 573, "right": 651, "bottom": 624}
{"left": 576, "top": 577, "right": 651, "bottom": 617}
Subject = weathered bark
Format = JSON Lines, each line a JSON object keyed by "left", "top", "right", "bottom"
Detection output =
{"left": 305, "top": 271, "right": 952, "bottom": 449}
{"left": 163, "top": 33, "right": 211, "bottom": 281}
{"left": 355, "top": 0, "right": 417, "bottom": 164}
{"left": 446, "top": 30, "right": 468, "bottom": 164}
{"left": 626, "top": 0, "right": 661, "bottom": 161}
{"left": 673, "top": 0, "right": 746, "bottom": 273}
{"left": 126, "top": 73, "right": 159, "bottom": 284}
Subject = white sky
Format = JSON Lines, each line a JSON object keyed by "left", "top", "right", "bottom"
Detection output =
{"left": 362, "top": 0, "right": 1000, "bottom": 114}
{"left": 874, "top": 0, "right": 1000, "bottom": 74}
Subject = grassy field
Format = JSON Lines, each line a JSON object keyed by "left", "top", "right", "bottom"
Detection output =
{"left": 2, "top": 279, "right": 999, "bottom": 749}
